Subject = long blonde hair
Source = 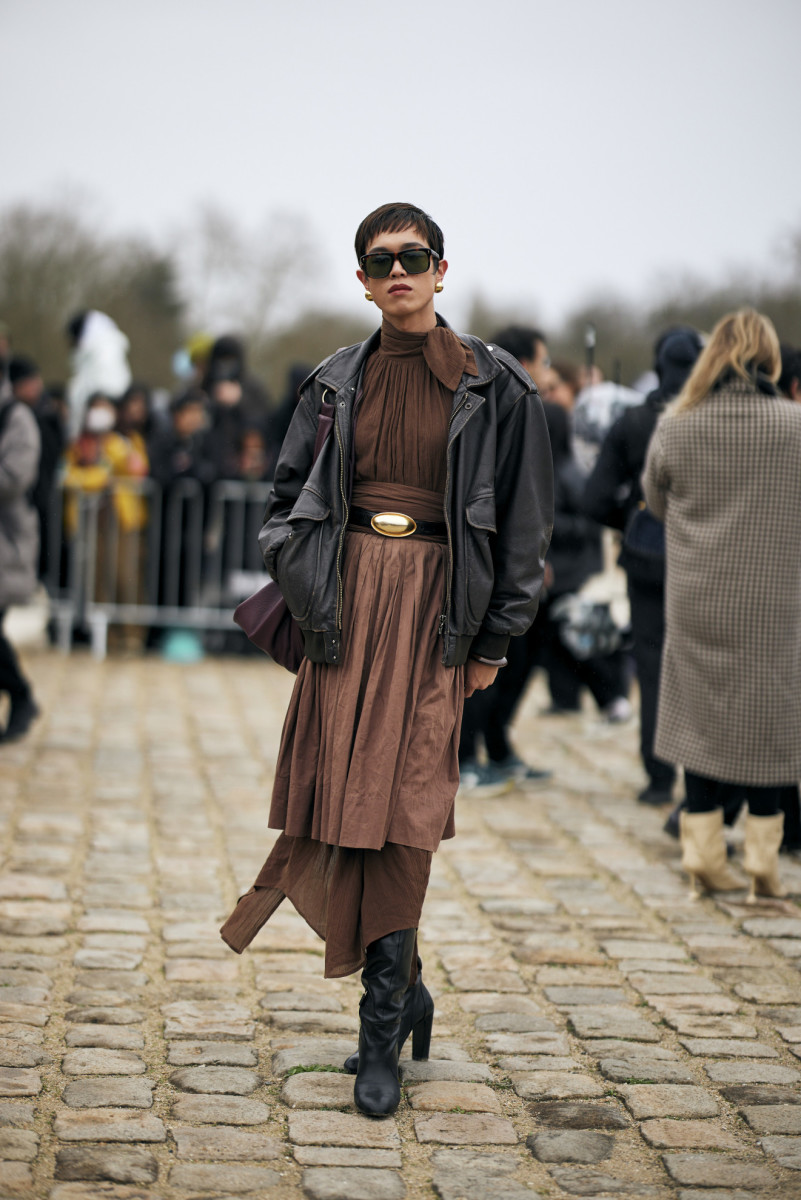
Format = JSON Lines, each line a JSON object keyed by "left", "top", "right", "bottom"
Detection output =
{"left": 671, "top": 308, "right": 781, "bottom": 415}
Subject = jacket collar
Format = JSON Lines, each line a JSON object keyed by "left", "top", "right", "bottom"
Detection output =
{"left": 315, "top": 313, "right": 504, "bottom": 393}
{"left": 713, "top": 371, "right": 779, "bottom": 399}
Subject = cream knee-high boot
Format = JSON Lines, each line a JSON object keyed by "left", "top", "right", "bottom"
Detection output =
{"left": 743, "top": 813, "right": 785, "bottom": 903}
{"left": 680, "top": 809, "right": 741, "bottom": 898}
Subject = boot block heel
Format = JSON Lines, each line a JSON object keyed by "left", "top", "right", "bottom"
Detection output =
{"left": 412, "top": 1008, "right": 433, "bottom": 1060}
{"left": 746, "top": 872, "right": 785, "bottom": 904}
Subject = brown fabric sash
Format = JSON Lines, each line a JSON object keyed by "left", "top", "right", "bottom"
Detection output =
{"left": 351, "top": 481, "right": 444, "bottom": 524}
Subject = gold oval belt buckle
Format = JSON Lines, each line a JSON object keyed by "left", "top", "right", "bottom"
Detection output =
{"left": 370, "top": 511, "right": 417, "bottom": 538}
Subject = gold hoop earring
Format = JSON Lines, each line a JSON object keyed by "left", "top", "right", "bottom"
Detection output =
{"left": 364, "top": 291, "right": 373, "bottom": 302}
{"left": 434, "top": 283, "right": 444, "bottom": 293}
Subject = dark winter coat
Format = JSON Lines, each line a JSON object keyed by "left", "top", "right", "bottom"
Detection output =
{"left": 543, "top": 402, "right": 602, "bottom": 597}
{"left": 259, "top": 319, "right": 554, "bottom": 667}
{"left": 582, "top": 325, "right": 703, "bottom": 540}
{"left": 29, "top": 396, "right": 66, "bottom": 522}
{"left": 149, "top": 429, "right": 217, "bottom": 491}
{"left": 581, "top": 392, "right": 666, "bottom": 534}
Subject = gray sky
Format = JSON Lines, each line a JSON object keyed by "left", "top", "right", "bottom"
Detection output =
{"left": 3, "top": 0, "right": 800, "bottom": 333}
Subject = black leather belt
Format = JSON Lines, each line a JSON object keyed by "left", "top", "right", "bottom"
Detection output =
{"left": 349, "top": 506, "right": 447, "bottom": 539}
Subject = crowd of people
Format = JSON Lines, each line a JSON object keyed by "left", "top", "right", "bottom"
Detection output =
{"left": 455, "top": 314, "right": 801, "bottom": 898}
{"left": 9, "top": 317, "right": 311, "bottom": 549}
{"left": 0, "top": 312, "right": 312, "bottom": 719}
{"left": 0, "top": 314, "right": 315, "bottom": 653}
{"left": 1, "top": 295, "right": 800, "bottom": 897}
{"left": 59, "top": 314, "right": 305, "bottom": 504}
{"left": 3, "top": 200, "right": 801, "bottom": 1121}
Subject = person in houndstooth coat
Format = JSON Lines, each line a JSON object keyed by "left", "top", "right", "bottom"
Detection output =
{"left": 643, "top": 309, "right": 800, "bottom": 904}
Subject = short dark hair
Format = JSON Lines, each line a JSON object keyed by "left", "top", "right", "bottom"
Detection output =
{"left": 120, "top": 382, "right": 152, "bottom": 408}
{"left": 65, "top": 311, "right": 88, "bottom": 346}
{"left": 85, "top": 390, "right": 114, "bottom": 412}
{"left": 355, "top": 203, "right": 444, "bottom": 262}
{"left": 779, "top": 343, "right": 801, "bottom": 398}
{"left": 8, "top": 354, "right": 39, "bottom": 385}
{"left": 488, "top": 325, "right": 547, "bottom": 364}
{"left": 170, "top": 387, "right": 208, "bottom": 415}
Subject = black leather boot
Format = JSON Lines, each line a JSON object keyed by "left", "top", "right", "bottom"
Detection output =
{"left": 344, "top": 956, "right": 433, "bottom": 1075}
{"left": 353, "top": 928, "right": 416, "bottom": 1117}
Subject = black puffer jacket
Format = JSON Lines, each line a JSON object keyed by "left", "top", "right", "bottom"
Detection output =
{"left": 258, "top": 319, "right": 553, "bottom": 667}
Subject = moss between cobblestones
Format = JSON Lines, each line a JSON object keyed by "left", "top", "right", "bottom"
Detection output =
{"left": 285, "top": 1064, "right": 345, "bottom": 1076}
{"left": 7, "top": 657, "right": 801, "bottom": 1198}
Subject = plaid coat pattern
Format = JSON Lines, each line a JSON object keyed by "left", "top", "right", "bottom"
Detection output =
{"left": 642, "top": 381, "right": 801, "bottom": 785}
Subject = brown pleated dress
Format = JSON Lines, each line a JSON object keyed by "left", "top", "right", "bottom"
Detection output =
{"left": 222, "top": 321, "right": 477, "bottom": 977}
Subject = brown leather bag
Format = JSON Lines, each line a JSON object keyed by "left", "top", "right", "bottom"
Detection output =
{"left": 233, "top": 399, "right": 334, "bottom": 671}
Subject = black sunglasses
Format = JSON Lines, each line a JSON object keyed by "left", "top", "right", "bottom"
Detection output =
{"left": 359, "top": 247, "right": 439, "bottom": 279}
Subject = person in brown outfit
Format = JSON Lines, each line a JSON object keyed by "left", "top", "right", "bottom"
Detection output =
{"left": 220, "top": 203, "right": 553, "bottom": 1116}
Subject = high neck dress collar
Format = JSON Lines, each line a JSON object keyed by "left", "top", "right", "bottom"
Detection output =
{"left": 379, "top": 319, "right": 478, "bottom": 391}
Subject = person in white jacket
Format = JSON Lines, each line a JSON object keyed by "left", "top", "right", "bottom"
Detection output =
{"left": 66, "top": 311, "right": 132, "bottom": 436}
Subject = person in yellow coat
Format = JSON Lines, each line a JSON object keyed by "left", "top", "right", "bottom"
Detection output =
{"left": 64, "top": 392, "right": 148, "bottom": 650}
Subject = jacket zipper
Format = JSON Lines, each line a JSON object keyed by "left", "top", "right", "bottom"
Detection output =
{"left": 333, "top": 394, "right": 347, "bottom": 631}
{"left": 441, "top": 390, "right": 478, "bottom": 643}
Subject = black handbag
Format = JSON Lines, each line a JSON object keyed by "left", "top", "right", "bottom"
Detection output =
{"left": 233, "top": 399, "right": 334, "bottom": 670}
{"left": 621, "top": 503, "right": 665, "bottom": 584}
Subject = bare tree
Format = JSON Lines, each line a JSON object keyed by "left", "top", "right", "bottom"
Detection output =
{"left": 0, "top": 203, "right": 106, "bottom": 376}
{"left": 174, "top": 204, "right": 318, "bottom": 353}
{"left": 0, "top": 200, "right": 184, "bottom": 387}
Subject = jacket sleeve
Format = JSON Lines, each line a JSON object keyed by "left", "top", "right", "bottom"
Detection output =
{"left": 471, "top": 382, "right": 554, "bottom": 659}
{"left": 641, "top": 421, "right": 669, "bottom": 521}
{"left": 581, "top": 415, "right": 630, "bottom": 531}
{"left": 0, "top": 405, "right": 40, "bottom": 504}
{"left": 257, "top": 384, "right": 320, "bottom": 579}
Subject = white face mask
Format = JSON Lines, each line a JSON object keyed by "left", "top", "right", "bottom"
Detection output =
{"left": 85, "top": 407, "right": 116, "bottom": 433}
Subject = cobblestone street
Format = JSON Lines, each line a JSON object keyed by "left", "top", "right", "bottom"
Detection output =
{"left": 1, "top": 649, "right": 800, "bottom": 1200}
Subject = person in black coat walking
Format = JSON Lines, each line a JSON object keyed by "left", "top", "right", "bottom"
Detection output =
{"left": 582, "top": 327, "right": 702, "bottom": 806}
{"left": 538, "top": 402, "right": 629, "bottom": 717}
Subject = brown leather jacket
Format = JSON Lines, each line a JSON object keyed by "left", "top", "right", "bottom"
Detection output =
{"left": 259, "top": 319, "right": 553, "bottom": 666}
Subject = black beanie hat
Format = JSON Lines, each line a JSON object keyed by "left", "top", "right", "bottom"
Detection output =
{"left": 8, "top": 355, "right": 39, "bottom": 385}
{"left": 654, "top": 327, "right": 703, "bottom": 397}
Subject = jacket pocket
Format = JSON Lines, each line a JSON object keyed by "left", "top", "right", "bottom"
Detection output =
{"left": 276, "top": 487, "right": 331, "bottom": 622}
{"left": 464, "top": 493, "right": 497, "bottom": 628}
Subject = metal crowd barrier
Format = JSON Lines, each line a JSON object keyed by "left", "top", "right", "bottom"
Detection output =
{"left": 46, "top": 478, "right": 273, "bottom": 659}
